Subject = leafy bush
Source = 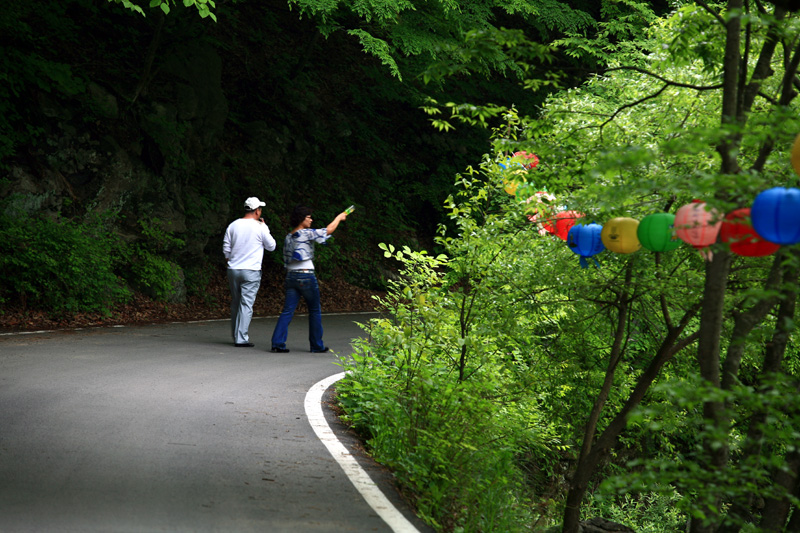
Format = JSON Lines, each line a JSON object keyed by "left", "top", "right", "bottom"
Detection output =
{"left": 582, "top": 490, "right": 686, "bottom": 533}
{"left": 127, "top": 248, "right": 184, "bottom": 303}
{"left": 119, "top": 217, "right": 186, "bottom": 303}
{"left": 338, "top": 237, "right": 568, "bottom": 531}
{"left": 0, "top": 205, "right": 131, "bottom": 314}
{"left": 0, "top": 3, "right": 87, "bottom": 164}
{"left": 0, "top": 204, "right": 192, "bottom": 313}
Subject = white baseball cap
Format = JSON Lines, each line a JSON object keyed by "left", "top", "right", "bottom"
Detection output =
{"left": 244, "top": 197, "right": 266, "bottom": 210}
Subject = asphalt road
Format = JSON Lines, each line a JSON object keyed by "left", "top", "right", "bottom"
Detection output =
{"left": 0, "top": 313, "right": 431, "bottom": 533}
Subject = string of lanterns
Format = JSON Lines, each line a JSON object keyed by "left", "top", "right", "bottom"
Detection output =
{"left": 500, "top": 153, "right": 800, "bottom": 268}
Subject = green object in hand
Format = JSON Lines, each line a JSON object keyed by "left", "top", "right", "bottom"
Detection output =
{"left": 345, "top": 205, "right": 355, "bottom": 215}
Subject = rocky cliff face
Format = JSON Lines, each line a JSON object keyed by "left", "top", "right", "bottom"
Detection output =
{"left": 1, "top": 1, "right": 497, "bottom": 308}
{"left": 5, "top": 35, "right": 232, "bottom": 259}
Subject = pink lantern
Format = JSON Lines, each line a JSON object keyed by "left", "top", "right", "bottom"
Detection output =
{"left": 674, "top": 200, "right": 722, "bottom": 259}
{"left": 526, "top": 191, "right": 557, "bottom": 234}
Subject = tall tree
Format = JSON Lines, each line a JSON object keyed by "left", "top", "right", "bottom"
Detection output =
{"left": 423, "top": 1, "right": 800, "bottom": 529}
{"left": 537, "top": 2, "right": 800, "bottom": 530}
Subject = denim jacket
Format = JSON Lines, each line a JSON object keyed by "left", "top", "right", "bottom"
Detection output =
{"left": 282, "top": 228, "right": 330, "bottom": 267}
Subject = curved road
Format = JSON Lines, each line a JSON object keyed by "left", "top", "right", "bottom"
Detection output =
{"left": 0, "top": 314, "right": 432, "bottom": 532}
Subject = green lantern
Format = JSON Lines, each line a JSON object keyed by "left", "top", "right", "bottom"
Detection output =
{"left": 637, "top": 212, "right": 682, "bottom": 252}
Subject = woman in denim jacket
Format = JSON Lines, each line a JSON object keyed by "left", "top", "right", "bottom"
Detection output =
{"left": 270, "top": 205, "right": 348, "bottom": 353}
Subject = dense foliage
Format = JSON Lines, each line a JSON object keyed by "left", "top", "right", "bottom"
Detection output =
{"left": 0, "top": 200, "right": 187, "bottom": 313}
{"left": 0, "top": 0, "right": 647, "bottom": 314}
{"left": 11, "top": 0, "right": 800, "bottom": 531}
{"left": 337, "top": 2, "right": 800, "bottom": 532}
{"left": 0, "top": 0, "right": 518, "bottom": 312}
{"left": 0, "top": 206, "right": 132, "bottom": 313}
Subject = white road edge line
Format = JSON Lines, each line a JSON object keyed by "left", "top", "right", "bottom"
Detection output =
{"left": 305, "top": 372, "right": 421, "bottom": 533}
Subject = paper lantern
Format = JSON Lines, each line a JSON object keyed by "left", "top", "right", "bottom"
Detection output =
{"left": 501, "top": 153, "right": 538, "bottom": 195}
{"left": 601, "top": 217, "right": 641, "bottom": 254}
{"left": 512, "top": 151, "right": 539, "bottom": 169}
{"left": 525, "top": 191, "right": 556, "bottom": 212}
{"left": 720, "top": 208, "right": 780, "bottom": 257}
{"left": 544, "top": 210, "right": 583, "bottom": 241}
{"left": 525, "top": 191, "right": 557, "bottom": 234}
{"left": 637, "top": 213, "right": 682, "bottom": 252}
{"left": 567, "top": 223, "right": 605, "bottom": 268}
{"left": 751, "top": 187, "right": 800, "bottom": 245}
{"left": 502, "top": 168, "right": 527, "bottom": 195}
{"left": 674, "top": 200, "right": 722, "bottom": 250}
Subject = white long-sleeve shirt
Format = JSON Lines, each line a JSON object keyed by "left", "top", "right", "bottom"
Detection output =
{"left": 223, "top": 218, "right": 276, "bottom": 270}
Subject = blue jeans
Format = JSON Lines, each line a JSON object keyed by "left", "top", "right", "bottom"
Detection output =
{"left": 227, "top": 268, "right": 262, "bottom": 344}
{"left": 271, "top": 271, "right": 325, "bottom": 352}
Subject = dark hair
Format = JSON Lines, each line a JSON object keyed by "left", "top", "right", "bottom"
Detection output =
{"left": 290, "top": 205, "right": 313, "bottom": 227}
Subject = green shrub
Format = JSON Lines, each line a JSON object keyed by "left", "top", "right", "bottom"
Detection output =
{"left": 337, "top": 242, "right": 566, "bottom": 531}
{"left": 582, "top": 491, "right": 686, "bottom": 533}
{"left": 128, "top": 248, "right": 184, "bottom": 303}
{"left": 119, "top": 217, "right": 186, "bottom": 303}
{"left": 0, "top": 207, "right": 131, "bottom": 315}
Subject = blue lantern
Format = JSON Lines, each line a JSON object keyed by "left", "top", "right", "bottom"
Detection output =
{"left": 751, "top": 187, "right": 800, "bottom": 245}
{"left": 567, "top": 223, "right": 605, "bottom": 268}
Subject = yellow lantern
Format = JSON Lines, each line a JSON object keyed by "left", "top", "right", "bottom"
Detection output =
{"left": 502, "top": 169, "right": 526, "bottom": 195}
{"left": 601, "top": 217, "right": 641, "bottom": 254}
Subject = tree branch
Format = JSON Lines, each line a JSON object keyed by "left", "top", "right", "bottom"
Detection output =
{"left": 694, "top": 0, "right": 727, "bottom": 26}
{"left": 603, "top": 66, "right": 724, "bottom": 90}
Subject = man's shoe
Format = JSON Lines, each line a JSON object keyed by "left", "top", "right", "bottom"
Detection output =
{"left": 270, "top": 347, "right": 290, "bottom": 353}
{"left": 311, "top": 347, "right": 330, "bottom": 353}
{"left": 235, "top": 342, "right": 255, "bottom": 348}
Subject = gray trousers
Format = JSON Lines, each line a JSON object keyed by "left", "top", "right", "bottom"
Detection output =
{"left": 227, "top": 269, "right": 262, "bottom": 344}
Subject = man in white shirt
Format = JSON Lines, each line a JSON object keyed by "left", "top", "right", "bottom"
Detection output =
{"left": 223, "top": 197, "right": 276, "bottom": 347}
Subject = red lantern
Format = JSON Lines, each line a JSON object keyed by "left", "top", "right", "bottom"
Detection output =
{"left": 720, "top": 208, "right": 780, "bottom": 257}
{"left": 513, "top": 151, "right": 539, "bottom": 169}
{"left": 675, "top": 201, "right": 722, "bottom": 258}
{"left": 543, "top": 210, "right": 583, "bottom": 241}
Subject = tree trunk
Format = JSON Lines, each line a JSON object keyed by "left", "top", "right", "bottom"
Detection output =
{"left": 757, "top": 251, "right": 800, "bottom": 531}
{"left": 784, "top": 482, "right": 800, "bottom": 532}
{"left": 717, "top": 253, "right": 784, "bottom": 528}
{"left": 561, "top": 307, "right": 699, "bottom": 533}
{"left": 691, "top": 250, "right": 733, "bottom": 533}
{"left": 720, "top": 253, "right": 783, "bottom": 391}
{"left": 690, "top": 1, "right": 742, "bottom": 529}
{"left": 760, "top": 449, "right": 800, "bottom": 531}
{"left": 131, "top": 12, "right": 165, "bottom": 104}
{"left": 563, "top": 276, "right": 632, "bottom": 533}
